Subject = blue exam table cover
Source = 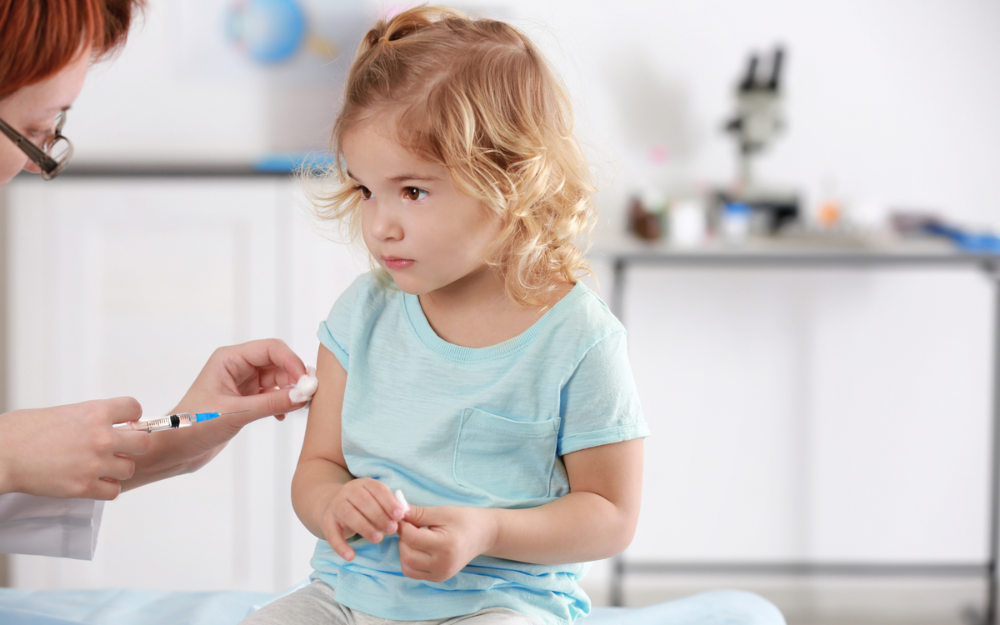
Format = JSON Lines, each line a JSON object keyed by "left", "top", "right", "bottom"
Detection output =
{"left": 0, "top": 586, "right": 784, "bottom": 625}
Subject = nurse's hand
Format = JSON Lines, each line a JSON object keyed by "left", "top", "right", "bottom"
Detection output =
{"left": 0, "top": 398, "right": 150, "bottom": 500}
{"left": 121, "top": 338, "right": 309, "bottom": 492}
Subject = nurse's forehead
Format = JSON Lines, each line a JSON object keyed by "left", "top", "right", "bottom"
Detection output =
{"left": 18, "top": 91, "right": 72, "bottom": 118}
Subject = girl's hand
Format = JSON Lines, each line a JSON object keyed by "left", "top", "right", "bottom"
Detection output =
{"left": 397, "top": 505, "right": 498, "bottom": 582}
{"left": 320, "top": 478, "right": 407, "bottom": 561}
{"left": 0, "top": 398, "right": 149, "bottom": 500}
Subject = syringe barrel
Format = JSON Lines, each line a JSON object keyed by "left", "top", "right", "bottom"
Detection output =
{"left": 122, "top": 413, "right": 195, "bottom": 432}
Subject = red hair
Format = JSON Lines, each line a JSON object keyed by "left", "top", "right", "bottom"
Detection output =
{"left": 0, "top": 0, "right": 145, "bottom": 99}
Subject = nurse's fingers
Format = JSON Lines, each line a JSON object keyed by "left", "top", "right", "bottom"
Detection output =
{"left": 97, "top": 396, "right": 143, "bottom": 424}
{"left": 220, "top": 388, "right": 307, "bottom": 427}
{"left": 102, "top": 455, "right": 136, "bottom": 481}
{"left": 256, "top": 365, "right": 297, "bottom": 391}
{"left": 89, "top": 477, "right": 122, "bottom": 501}
{"left": 225, "top": 339, "right": 308, "bottom": 386}
{"left": 112, "top": 430, "right": 151, "bottom": 456}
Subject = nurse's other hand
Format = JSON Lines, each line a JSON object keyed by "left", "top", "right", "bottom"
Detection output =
{"left": 121, "top": 339, "right": 308, "bottom": 491}
{"left": 0, "top": 398, "right": 149, "bottom": 500}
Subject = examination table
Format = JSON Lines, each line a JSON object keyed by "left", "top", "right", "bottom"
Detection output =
{"left": 0, "top": 584, "right": 783, "bottom": 624}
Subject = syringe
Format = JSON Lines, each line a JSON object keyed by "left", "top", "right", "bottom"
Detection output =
{"left": 113, "top": 410, "right": 249, "bottom": 433}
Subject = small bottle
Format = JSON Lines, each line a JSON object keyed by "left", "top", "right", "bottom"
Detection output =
{"left": 722, "top": 202, "right": 751, "bottom": 243}
{"left": 670, "top": 198, "right": 707, "bottom": 247}
{"left": 818, "top": 200, "right": 842, "bottom": 229}
{"left": 816, "top": 177, "right": 843, "bottom": 230}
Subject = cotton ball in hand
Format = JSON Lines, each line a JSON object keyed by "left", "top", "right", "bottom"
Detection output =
{"left": 289, "top": 365, "right": 318, "bottom": 403}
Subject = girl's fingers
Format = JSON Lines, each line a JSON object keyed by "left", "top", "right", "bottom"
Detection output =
{"left": 397, "top": 520, "right": 436, "bottom": 555}
{"left": 354, "top": 495, "right": 397, "bottom": 537}
{"left": 339, "top": 501, "right": 385, "bottom": 544}
{"left": 322, "top": 519, "right": 356, "bottom": 561}
{"left": 360, "top": 482, "right": 405, "bottom": 531}
{"left": 398, "top": 522, "right": 436, "bottom": 578}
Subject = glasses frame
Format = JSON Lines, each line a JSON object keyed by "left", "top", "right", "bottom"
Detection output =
{"left": 0, "top": 111, "right": 74, "bottom": 180}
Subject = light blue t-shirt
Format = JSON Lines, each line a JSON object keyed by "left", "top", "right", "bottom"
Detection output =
{"left": 312, "top": 272, "right": 648, "bottom": 625}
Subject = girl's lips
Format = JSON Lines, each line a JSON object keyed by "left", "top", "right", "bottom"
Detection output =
{"left": 382, "top": 256, "right": 414, "bottom": 270}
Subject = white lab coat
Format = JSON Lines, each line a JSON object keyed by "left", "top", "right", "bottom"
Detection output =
{"left": 0, "top": 493, "right": 104, "bottom": 560}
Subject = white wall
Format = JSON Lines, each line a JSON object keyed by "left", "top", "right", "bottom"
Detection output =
{"left": 5, "top": 0, "right": 999, "bottom": 606}
{"left": 68, "top": 0, "right": 1000, "bottom": 229}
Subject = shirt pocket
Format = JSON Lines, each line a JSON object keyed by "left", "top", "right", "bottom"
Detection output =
{"left": 453, "top": 408, "right": 560, "bottom": 501}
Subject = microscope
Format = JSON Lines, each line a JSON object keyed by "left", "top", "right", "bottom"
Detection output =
{"left": 719, "top": 46, "right": 800, "bottom": 235}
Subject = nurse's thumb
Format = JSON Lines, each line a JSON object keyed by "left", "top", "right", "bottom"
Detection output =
{"left": 226, "top": 388, "right": 306, "bottom": 427}
{"left": 100, "top": 396, "right": 143, "bottom": 424}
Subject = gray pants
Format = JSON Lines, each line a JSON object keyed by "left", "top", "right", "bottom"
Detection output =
{"left": 241, "top": 580, "right": 539, "bottom": 625}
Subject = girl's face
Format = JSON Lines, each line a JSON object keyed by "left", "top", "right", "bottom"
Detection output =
{"left": 343, "top": 119, "right": 502, "bottom": 298}
{"left": 0, "top": 52, "right": 90, "bottom": 187}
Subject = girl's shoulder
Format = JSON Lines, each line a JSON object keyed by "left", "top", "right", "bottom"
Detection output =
{"left": 541, "top": 281, "right": 625, "bottom": 346}
{"left": 328, "top": 270, "right": 403, "bottom": 324}
{"left": 340, "top": 270, "right": 401, "bottom": 306}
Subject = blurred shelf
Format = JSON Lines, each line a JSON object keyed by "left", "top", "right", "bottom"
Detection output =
{"left": 600, "top": 228, "right": 1000, "bottom": 616}
{"left": 57, "top": 163, "right": 293, "bottom": 178}
{"left": 55, "top": 153, "right": 334, "bottom": 178}
{"left": 591, "top": 231, "right": 999, "bottom": 270}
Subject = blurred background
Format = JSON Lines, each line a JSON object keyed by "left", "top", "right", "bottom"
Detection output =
{"left": 2, "top": 1, "right": 1000, "bottom": 624}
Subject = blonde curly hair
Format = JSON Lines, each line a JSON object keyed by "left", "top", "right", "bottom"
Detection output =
{"left": 311, "top": 5, "right": 596, "bottom": 307}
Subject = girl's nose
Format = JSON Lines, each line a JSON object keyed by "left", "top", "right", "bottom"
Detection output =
{"left": 369, "top": 204, "right": 403, "bottom": 241}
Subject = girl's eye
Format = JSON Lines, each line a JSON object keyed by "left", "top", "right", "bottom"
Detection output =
{"left": 356, "top": 185, "right": 372, "bottom": 199}
{"left": 404, "top": 187, "right": 428, "bottom": 201}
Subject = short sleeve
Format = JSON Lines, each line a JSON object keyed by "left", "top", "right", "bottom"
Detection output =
{"left": 318, "top": 274, "right": 366, "bottom": 371}
{"left": 558, "top": 331, "right": 649, "bottom": 456}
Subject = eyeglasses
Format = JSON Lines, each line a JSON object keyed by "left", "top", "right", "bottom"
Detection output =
{"left": 0, "top": 111, "right": 74, "bottom": 181}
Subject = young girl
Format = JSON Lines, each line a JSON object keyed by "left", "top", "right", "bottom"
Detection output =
{"left": 245, "top": 6, "right": 780, "bottom": 625}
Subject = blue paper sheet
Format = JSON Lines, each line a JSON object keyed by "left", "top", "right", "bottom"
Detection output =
{"left": 0, "top": 587, "right": 784, "bottom": 625}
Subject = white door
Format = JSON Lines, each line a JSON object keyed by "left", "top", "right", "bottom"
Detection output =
{"left": 5, "top": 176, "right": 363, "bottom": 592}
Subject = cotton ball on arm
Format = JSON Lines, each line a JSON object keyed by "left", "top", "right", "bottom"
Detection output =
{"left": 289, "top": 365, "right": 318, "bottom": 403}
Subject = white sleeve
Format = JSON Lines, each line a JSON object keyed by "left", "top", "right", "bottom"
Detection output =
{"left": 0, "top": 493, "right": 104, "bottom": 560}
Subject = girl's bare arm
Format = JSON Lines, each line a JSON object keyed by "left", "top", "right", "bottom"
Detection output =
{"left": 485, "top": 437, "right": 644, "bottom": 563}
{"left": 292, "top": 345, "right": 405, "bottom": 560}
{"left": 291, "top": 345, "right": 353, "bottom": 539}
